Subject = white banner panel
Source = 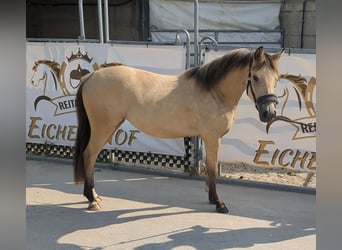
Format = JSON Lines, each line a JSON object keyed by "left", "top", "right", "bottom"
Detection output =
{"left": 150, "top": 0, "right": 282, "bottom": 46}
{"left": 26, "top": 42, "right": 186, "bottom": 156}
{"left": 150, "top": 0, "right": 281, "bottom": 30}
{"left": 107, "top": 44, "right": 186, "bottom": 75}
{"left": 204, "top": 50, "right": 316, "bottom": 171}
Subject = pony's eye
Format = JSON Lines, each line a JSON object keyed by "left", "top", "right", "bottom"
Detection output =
{"left": 253, "top": 75, "right": 259, "bottom": 82}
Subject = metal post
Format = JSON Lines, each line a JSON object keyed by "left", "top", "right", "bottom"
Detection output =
{"left": 78, "top": 0, "right": 85, "bottom": 39}
{"left": 300, "top": 0, "right": 308, "bottom": 48}
{"left": 103, "top": 0, "right": 109, "bottom": 42}
{"left": 193, "top": 0, "right": 201, "bottom": 173}
{"left": 97, "top": 0, "right": 104, "bottom": 43}
{"left": 176, "top": 29, "right": 191, "bottom": 69}
{"left": 194, "top": 0, "right": 199, "bottom": 67}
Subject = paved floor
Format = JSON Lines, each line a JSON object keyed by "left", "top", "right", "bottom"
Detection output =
{"left": 26, "top": 159, "right": 316, "bottom": 250}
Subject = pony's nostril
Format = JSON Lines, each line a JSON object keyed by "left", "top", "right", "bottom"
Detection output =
{"left": 260, "top": 109, "right": 275, "bottom": 122}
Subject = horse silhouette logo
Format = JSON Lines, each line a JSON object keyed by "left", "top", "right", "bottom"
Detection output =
{"left": 266, "top": 74, "right": 316, "bottom": 140}
{"left": 30, "top": 48, "right": 100, "bottom": 115}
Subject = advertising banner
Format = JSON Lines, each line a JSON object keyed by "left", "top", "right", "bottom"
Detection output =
{"left": 26, "top": 42, "right": 186, "bottom": 156}
{"left": 204, "top": 50, "right": 316, "bottom": 171}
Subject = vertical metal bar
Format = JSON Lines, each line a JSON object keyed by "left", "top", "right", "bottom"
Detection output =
{"left": 193, "top": 0, "right": 200, "bottom": 172}
{"left": 176, "top": 29, "right": 191, "bottom": 69}
{"left": 78, "top": 0, "right": 85, "bottom": 39}
{"left": 194, "top": 0, "right": 199, "bottom": 67}
{"left": 97, "top": 0, "right": 104, "bottom": 43}
{"left": 300, "top": 0, "right": 307, "bottom": 48}
{"left": 184, "top": 29, "right": 191, "bottom": 69}
{"left": 103, "top": 0, "right": 109, "bottom": 42}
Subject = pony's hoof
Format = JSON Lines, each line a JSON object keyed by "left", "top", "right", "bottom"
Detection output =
{"left": 95, "top": 196, "right": 102, "bottom": 202}
{"left": 88, "top": 202, "right": 101, "bottom": 211}
{"left": 216, "top": 203, "right": 229, "bottom": 213}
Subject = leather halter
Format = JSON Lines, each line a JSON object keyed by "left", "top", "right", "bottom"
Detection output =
{"left": 246, "top": 59, "right": 278, "bottom": 110}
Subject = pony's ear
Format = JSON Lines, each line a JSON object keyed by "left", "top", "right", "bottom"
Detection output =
{"left": 272, "top": 48, "right": 285, "bottom": 61}
{"left": 254, "top": 46, "right": 265, "bottom": 63}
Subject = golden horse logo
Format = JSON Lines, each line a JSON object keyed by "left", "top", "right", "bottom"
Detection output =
{"left": 266, "top": 74, "right": 316, "bottom": 140}
{"left": 31, "top": 48, "right": 105, "bottom": 115}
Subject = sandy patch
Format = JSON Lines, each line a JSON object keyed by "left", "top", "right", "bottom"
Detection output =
{"left": 200, "top": 161, "right": 316, "bottom": 189}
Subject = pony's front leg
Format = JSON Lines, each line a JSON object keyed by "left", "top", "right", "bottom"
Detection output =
{"left": 203, "top": 137, "right": 229, "bottom": 213}
{"left": 83, "top": 145, "right": 102, "bottom": 211}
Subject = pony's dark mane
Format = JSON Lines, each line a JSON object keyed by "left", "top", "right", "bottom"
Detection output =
{"left": 184, "top": 48, "right": 276, "bottom": 90}
{"left": 99, "top": 61, "right": 125, "bottom": 68}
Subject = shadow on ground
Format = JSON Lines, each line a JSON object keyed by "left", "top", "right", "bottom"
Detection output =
{"left": 26, "top": 160, "right": 315, "bottom": 249}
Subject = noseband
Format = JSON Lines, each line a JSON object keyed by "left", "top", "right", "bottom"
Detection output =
{"left": 246, "top": 59, "right": 278, "bottom": 110}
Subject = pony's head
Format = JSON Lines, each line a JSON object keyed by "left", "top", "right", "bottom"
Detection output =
{"left": 246, "top": 47, "right": 285, "bottom": 122}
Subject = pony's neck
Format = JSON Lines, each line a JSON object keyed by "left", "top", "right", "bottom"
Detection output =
{"left": 216, "top": 65, "right": 250, "bottom": 109}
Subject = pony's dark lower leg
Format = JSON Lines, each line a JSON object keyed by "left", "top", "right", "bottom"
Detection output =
{"left": 204, "top": 138, "right": 229, "bottom": 213}
{"left": 82, "top": 143, "right": 103, "bottom": 211}
{"left": 206, "top": 172, "right": 228, "bottom": 213}
{"left": 83, "top": 175, "right": 102, "bottom": 210}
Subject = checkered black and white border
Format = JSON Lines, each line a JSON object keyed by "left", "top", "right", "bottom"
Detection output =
{"left": 26, "top": 137, "right": 196, "bottom": 172}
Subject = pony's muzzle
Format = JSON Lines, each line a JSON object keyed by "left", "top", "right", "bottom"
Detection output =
{"left": 259, "top": 104, "right": 276, "bottom": 122}
{"left": 256, "top": 94, "right": 278, "bottom": 123}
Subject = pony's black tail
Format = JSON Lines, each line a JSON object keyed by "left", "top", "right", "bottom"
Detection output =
{"left": 73, "top": 78, "right": 91, "bottom": 184}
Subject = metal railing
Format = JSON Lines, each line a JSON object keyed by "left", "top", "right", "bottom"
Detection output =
{"left": 78, "top": 0, "right": 105, "bottom": 43}
{"left": 75, "top": 0, "right": 284, "bottom": 65}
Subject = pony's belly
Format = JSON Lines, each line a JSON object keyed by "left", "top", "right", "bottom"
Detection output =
{"left": 126, "top": 115, "right": 197, "bottom": 139}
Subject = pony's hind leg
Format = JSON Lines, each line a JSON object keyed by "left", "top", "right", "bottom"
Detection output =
{"left": 82, "top": 136, "right": 105, "bottom": 211}
{"left": 82, "top": 123, "right": 122, "bottom": 211}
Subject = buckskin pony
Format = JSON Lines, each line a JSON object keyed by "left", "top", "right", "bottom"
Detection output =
{"left": 73, "top": 46, "right": 285, "bottom": 213}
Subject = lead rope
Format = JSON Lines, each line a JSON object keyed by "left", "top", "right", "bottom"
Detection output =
{"left": 266, "top": 115, "right": 314, "bottom": 133}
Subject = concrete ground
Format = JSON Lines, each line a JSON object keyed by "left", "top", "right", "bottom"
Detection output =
{"left": 26, "top": 159, "right": 316, "bottom": 250}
